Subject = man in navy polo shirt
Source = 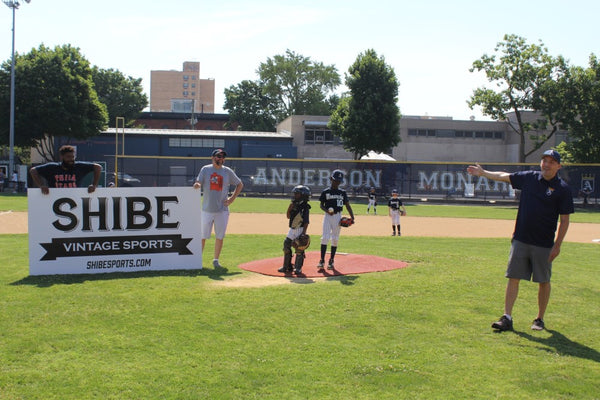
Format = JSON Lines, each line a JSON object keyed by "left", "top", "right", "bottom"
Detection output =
{"left": 468, "top": 150, "right": 574, "bottom": 332}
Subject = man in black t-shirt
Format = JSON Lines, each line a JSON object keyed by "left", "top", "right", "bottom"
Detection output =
{"left": 30, "top": 145, "right": 102, "bottom": 195}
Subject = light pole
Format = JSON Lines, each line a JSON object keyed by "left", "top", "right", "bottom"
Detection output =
{"left": 3, "top": 0, "right": 30, "bottom": 187}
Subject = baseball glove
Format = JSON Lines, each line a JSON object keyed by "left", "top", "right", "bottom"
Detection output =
{"left": 401, "top": 210, "right": 406, "bottom": 216}
{"left": 339, "top": 216, "right": 354, "bottom": 227}
{"left": 292, "top": 234, "right": 311, "bottom": 251}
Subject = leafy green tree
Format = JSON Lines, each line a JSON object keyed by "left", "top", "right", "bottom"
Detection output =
{"left": 92, "top": 67, "right": 147, "bottom": 128}
{"left": 329, "top": 49, "right": 400, "bottom": 159}
{"left": 468, "top": 34, "right": 570, "bottom": 163}
{"left": 223, "top": 80, "right": 277, "bottom": 131}
{"left": 257, "top": 49, "right": 340, "bottom": 122}
{"left": 0, "top": 44, "right": 107, "bottom": 161}
{"left": 224, "top": 50, "right": 340, "bottom": 131}
{"left": 560, "top": 55, "right": 600, "bottom": 163}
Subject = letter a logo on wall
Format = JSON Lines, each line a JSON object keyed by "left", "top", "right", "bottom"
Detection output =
{"left": 209, "top": 172, "right": 223, "bottom": 191}
{"left": 582, "top": 174, "right": 594, "bottom": 192}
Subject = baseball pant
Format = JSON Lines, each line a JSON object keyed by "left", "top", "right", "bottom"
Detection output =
{"left": 321, "top": 212, "right": 342, "bottom": 246}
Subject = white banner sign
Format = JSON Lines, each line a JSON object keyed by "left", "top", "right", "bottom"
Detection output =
{"left": 28, "top": 187, "right": 202, "bottom": 275}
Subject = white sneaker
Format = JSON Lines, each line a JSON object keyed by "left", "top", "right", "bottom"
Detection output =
{"left": 213, "top": 259, "right": 224, "bottom": 268}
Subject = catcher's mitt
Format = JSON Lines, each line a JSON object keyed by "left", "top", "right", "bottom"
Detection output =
{"left": 339, "top": 216, "right": 354, "bottom": 227}
{"left": 292, "top": 234, "right": 311, "bottom": 251}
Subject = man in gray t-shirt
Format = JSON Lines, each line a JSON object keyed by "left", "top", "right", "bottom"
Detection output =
{"left": 193, "top": 148, "right": 243, "bottom": 269}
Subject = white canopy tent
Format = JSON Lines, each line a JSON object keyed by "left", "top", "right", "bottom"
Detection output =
{"left": 360, "top": 151, "right": 396, "bottom": 161}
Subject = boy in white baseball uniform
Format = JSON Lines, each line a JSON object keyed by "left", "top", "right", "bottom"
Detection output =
{"left": 388, "top": 189, "right": 406, "bottom": 236}
{"left": 317, "top": 170, "right": 355, "bottom": 272}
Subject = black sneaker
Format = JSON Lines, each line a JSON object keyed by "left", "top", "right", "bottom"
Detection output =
{"left": 317, "top": 260, "right": 325, "bottom": 272}
{"left": 327, "top": 260, "right": 334, "bottom": 270}
{"left": 531, "top": 318, "right": 545, "bottom": 331}
{"left": 278, "top": 266, "right": 292, "bottom": 273}
{"left": 491, "top": 315, "right": 513, "bottom": 331}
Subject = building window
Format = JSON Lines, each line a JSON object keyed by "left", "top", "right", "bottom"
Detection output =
{"left": 183, "top": 75, "right": 189, "bottom": 80}
{"left": 169, "top": 138, "right": 225, "bottom": 148}
{"left": 304, "top": 129, "right": 338, "bottom": 145}
{"left": 183, "top": 83, "right": 189, "bottom": 89}
{"left": 171, "top": 99, "right": 193, "bottom": 112}
{"left": 409, "top": 129, "right": 503, "bottom": 140}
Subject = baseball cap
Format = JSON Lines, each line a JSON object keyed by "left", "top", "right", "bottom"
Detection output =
{"left": 392, "top": 189, "right": 398, "bottom": 194}
{"left": 331, "top": 169, "right": 344, "bottom": 182}
{"left": 541, "top": 149, "right": 560, "bottom": 164}
{"left": 212, "top": 148, "right": 227, "bottom": 157}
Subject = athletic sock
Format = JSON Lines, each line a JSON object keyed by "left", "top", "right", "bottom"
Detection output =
{"left": 320, "top": 244, "right": 327, "bottom": 261}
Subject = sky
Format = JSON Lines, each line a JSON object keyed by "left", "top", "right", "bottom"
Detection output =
{"left": 1, "top": 0, "right": 599, "bottom": 121}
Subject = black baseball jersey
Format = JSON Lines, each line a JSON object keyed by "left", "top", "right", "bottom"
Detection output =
{"left": 289, "top": 202, "right": 310, "bottom": 228}
{"left": 368, "top": 192, "right": 376, "bottom": 201}
{"left": 33, "top": 162, "right": 96, "bottom": 188}
{"left": 388, "top": 198, "right": 403, "bottom": 210}
{"left": 319, "top": 187, "right": 349, "bottom": 213}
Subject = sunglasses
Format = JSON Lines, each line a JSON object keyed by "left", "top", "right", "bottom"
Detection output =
{"left": 214, "top": 154, "right": 225, "bottom": 159}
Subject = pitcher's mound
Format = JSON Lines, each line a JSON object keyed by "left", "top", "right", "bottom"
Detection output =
{"left": 239, "top": 251, "right": 408, "bottom": 278}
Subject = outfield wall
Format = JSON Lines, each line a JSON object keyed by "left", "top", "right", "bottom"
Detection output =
{"left": 107, "top": 156, "right": 598, "bottom": 204}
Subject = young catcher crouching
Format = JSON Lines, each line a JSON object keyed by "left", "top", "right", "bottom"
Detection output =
{"left": 278, "top": 185, "right": 311, "bottom": 275}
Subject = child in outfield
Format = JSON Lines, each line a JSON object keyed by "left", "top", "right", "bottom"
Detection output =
{"left": 388, "top": 189, "right": 407, "bottom": 236}
{"left": 278, "top": 185, "right": 311, "bottom": 275}
{"left": 366, "top": 187, "right": 377, "bottom": 214}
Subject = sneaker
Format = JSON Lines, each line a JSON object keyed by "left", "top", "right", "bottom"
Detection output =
{"left": 391, "top": 232, "right": 396, "bottom": 236}
{"left": 294, "top": 267, "right": 302, "bottom": 275}
{"left": 317, "top": 260, "right": 325, "bottom": 272}
{"left": 278, "top": 266, "right": 292, "bottom": 273}
{"left": 531, "top": 318, "right": 545, "bottom": 331}
{"left": 491, "top": 315, "right": 513, "bottom": 331}
{"left": 212, "top": 259, "right": 224, "bottom": 268}
{"left": 327, "top": 260, "right": 334, "bottom": 270}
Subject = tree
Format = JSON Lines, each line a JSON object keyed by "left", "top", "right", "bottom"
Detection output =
{"left": 468, "top": 34, "right": 570, "bottom": 162}
{"left": 559, "top": 55, "right": 600, "bottom": 163}
{"left": 223, "top": 80, "right": 277, "bottom": 131}
{"left": 224, "top": 50, "right": 341, "bottom": 131}
{"left": 92, "top": 67, "right": 147, "bottom": 128}
{"left": 0, "top": 44, "right": 107, "bottom": 161}
{"left": 257, "top": 49, "right": 341, "bottom": 122}
{"left": 329, "top": 49, "right": 400, "bottom": 159}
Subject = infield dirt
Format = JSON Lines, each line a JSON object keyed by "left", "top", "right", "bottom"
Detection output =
{"left": 1, "top": 211, "right": 597, "bottom": 243}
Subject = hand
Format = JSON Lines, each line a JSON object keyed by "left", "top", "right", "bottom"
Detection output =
{"left": 87, "top": 184, "right": 96, "bottom": 193}
{"left": 467, "top": 164, "right": 483, "bottom": 177}
{"left": 193, "top": 182, "right": 201, "bottom": 189}
{"left": 41, "top": 186, "right": 49, "bottom": 195}
{"left": 549, "top": 243, "right": 561, "bottom": 262}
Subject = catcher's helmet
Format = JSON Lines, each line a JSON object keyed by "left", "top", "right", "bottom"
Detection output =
{"left": 292, "top": 185, "right": 311, "bottom": 203}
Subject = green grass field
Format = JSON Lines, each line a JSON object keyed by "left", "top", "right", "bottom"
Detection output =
{"left": 1, "top": 194, "right": 599, "bottom": 399}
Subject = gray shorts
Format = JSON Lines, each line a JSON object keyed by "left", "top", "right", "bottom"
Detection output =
{"left": 506, "top": 240, "right": 552, "bottom": 283}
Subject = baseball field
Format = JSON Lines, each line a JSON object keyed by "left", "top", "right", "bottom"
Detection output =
{"left": 1, "top": 195, "right": 599, "bottom": 399}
